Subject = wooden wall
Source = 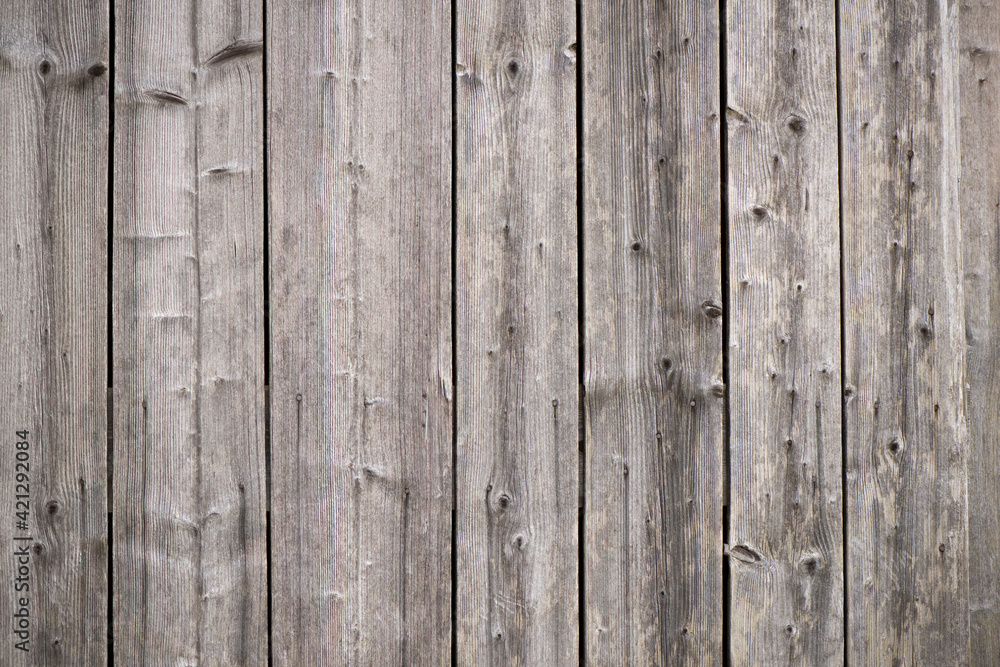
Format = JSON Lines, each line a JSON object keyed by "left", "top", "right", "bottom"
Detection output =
{"left": 0, "top": 0, "right": 996, "bottom": 664}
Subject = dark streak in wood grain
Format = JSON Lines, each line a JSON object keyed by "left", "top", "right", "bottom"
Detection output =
{"left": 204, "top": 39, "right": 263, "bottom": 66}
{"left": 145, "top": 89, "right": 189, "bottom": 105}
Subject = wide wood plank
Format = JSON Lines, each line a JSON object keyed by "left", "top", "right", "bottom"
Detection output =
{"left": 840, "top": 1, "right": 970, "bottom": 663}
{"left": 267, "top": 1, "right": 453, "bottom": 664}
{"left": 958, "top": 2, "right": 999, "bottom": 664}
{"left": 582, "top": 1, "right": 723, "bottom": 664}
{"left": 113, "top": 0, "right": 266, "bottom": 662}
{"left": 455, "top": 0, "right": 578, "bottom": 663}
{"left": 726, "top": 1, "right": 843, "bottom": 664}
{"left": 0, "top": 1, "right": 108, "bottom": 663}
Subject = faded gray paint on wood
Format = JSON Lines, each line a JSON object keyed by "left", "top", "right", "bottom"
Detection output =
{"left": 455, "top": 0, "right": 579, "bottom": 663}
{"left": 113, "top": 0, "right": 266, "bottom": 662}
{"left": 840, "top": 0, "right": 970, "bottom": 664}
{"left": 726, "top": 1, "right": 843, "bottom": 664}
{"left": 267, "top": 0, "right": 453, "bottom": 664}
{"left": 958, "top": 2, "right": 999, "bottom": 664}
{"left": 0, "top": 1, "right": 108, "bottom": 664}
{"left": 583, "top": 1, "right": 723, "bottom": 664}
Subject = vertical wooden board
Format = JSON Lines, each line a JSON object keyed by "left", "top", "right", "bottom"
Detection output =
{"left": 267, "top": 0, "right": 452, "bottom": 664}
{"left": 582, "top": 1, "right": 723, "bottom": 665}
{"left": 840, "top": 0, "right": 970, "bottom": 664}
{"left": 113, "top": 0, "right": 266, "bottom": 662}
{"left": 726, "top": 1, "right": 843, "bottom": 664}
{"left": 958, "top": 3, "right": 1000, "bottom": 663}
{"left": 455, "top": 0, "right": 578, "bottom": 664}
{"left": 0, "top": 1, "right": 108, "bottom": 663}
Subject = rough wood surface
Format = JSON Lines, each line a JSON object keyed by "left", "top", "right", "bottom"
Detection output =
{"left": 958, "top": 2, "right": 999, "bottom": 664}
{"left": 582, "top": 1, "right": 723, "bottom": 664}
{"left": 455, "top": 0, "right": 579, "bottom": 663}
{"left": 726, "top": 1, "right": 843, "bottom": 664}
{"left": 840, "top": 0, "right": 970, "bottom": 663}
{"left": 267, "top": 1, "right": 453, "bottom": 664}
{"left": 113, "top": 0, "right": 266, "bottom": 662}
{"left": 0, "top": 1, "right": 109, "bottom": 664}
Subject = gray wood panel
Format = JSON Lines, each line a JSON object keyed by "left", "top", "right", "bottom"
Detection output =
{"left": 840, "top": 0, "right": 970, "bottom": 663}
{"left": 726, "top": 1, "right": 843, "bottom": 664}
{"left": 113, "top": 0, "right": 266, "bottom": 662}
{"left": 267, "top": 0, "right": 453, "bottom": 663}
{"left": 582, "top": 1, "right": 723, "bottom": 664}
{"left": 0, "top": 1, "right": 109, "bottom": 663}
{"left": 958, "top": 2, "right": 999, "bottom": 664}
{"left": 455, "top": 0, "right": 579, "bottom": 663}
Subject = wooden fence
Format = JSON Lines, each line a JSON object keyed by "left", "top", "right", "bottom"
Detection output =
{"left": 1, "top": 0, "right": 997, "bottom": 664}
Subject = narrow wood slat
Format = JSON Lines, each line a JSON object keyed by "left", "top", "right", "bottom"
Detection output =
{"left": 959, "top": 3, "right": 1000, "bottom": 663}
{"left": 455, "top": 0, "right": 579, "bottom": 663}
{"left": 726, "top": 1, "right": 844, "bottom": 663}
{"left": 267, "top": 1, "right": 453, "bottom": 664}
{"left": 113, "top": 0, "right": 266, "bottom": 662}
{"left": 0, "top": 1, "right": 109, "bottom": 663}
{"left": 582, "top": 1, "right": 723, "bottom": 664}
{"left": 840, "top": 1, "right": 970, "bottom": 663}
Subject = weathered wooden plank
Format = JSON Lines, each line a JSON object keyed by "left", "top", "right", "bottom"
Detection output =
{"left": 840, "top": 1, "right": 970, "bottom": 663}
{"left": 582, "top": 1, "right": 723, "bottom": 664}
{"left": 958, "top": 2, "right": 999, "bottom": 664}
{"left": 455, "top": 0, "right": 578, "bottom": 663}
{"left": 113, "top": 0, "right": 266, "bottom": 662}
{"left": 0, "top": 1, "right": 108, "bottom": 663}
{"left": 267, "top": 1, "right": 452, "bottom": 664}
{"left": 726, "top": 1, "right": 843, "bottom": 663}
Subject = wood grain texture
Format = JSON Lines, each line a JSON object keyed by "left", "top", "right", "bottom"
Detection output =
{"left": 582, "top": 1, "right": 723, "bottom": 664}
{"left": 267, "top": 1, "right": 453, "bottom": 664}
{"left": 840, "top": 0, "right": 970, "bottom": 664}
{"left": 455, "top": 0, "right": 578, "bottom": 663}
{"left": 113, "top": 0, "right": 266, "bottom": 662}
{"left": 0, "top": 1, "right": 108, "bottom": 663}
{"left": 726, "top": 1, "right": 843, "bottom": 664}
{"left": 958, "top": 2, "right": 999, "bottom": 664}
